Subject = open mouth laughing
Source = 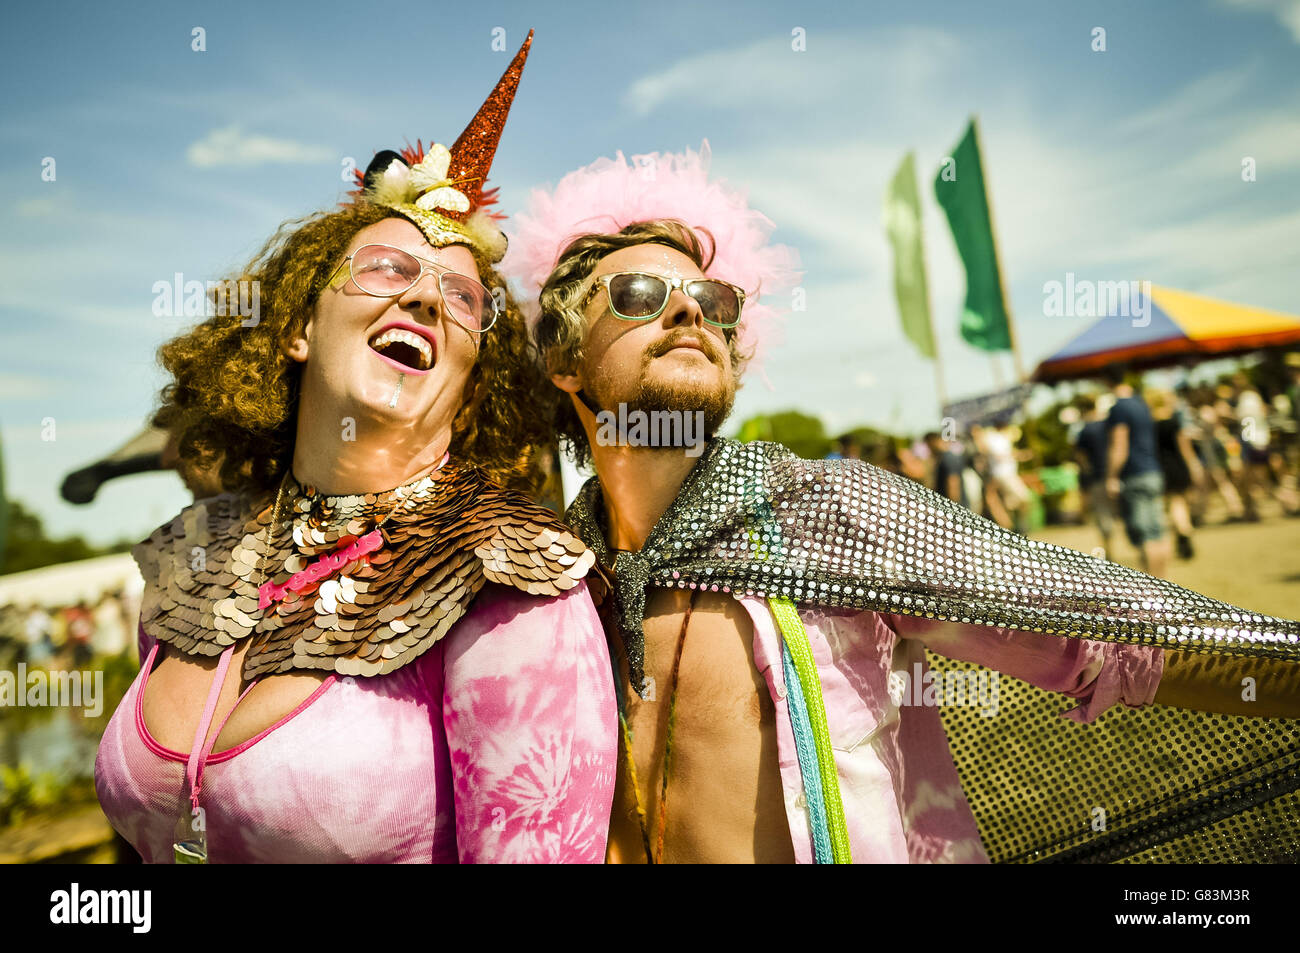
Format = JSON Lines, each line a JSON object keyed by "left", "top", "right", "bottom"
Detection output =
{"left": 368, "top": 321, "right": 436, "bottom": 374}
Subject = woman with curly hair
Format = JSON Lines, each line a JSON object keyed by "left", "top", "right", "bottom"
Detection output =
{"left": 94, "top": 34, "right": 617, "bottom": 863}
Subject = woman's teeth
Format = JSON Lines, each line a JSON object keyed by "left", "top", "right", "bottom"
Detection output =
{"left": 369, "top": 328, "right": 433, "bottom": 371}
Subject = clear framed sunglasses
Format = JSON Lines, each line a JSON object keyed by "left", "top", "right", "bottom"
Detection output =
{"left": 326, "top": 243, "right": 498, "bottom": 332}
{"left": 585, "top": 271, "right": 746, "bottom": 329}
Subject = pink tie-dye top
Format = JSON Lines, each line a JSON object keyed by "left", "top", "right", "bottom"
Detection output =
{"left": 94, "top": 581, "right": 617, "bottom": 863}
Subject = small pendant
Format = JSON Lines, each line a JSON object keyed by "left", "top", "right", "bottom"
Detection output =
{"left": 173, "top": 807, "right": 207, "bottom": 864}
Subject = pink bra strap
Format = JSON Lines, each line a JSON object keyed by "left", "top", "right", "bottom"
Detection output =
{"left": 185, "top": 644, "right": 259, "bottom": 812}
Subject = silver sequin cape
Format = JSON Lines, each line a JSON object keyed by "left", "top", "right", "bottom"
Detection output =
{"left": 565, "top": 437, "right": 1300, "bottom": 862}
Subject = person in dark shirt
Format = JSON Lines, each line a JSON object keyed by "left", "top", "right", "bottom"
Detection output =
{"left": 1072, "top": 394, "right": 1115, "bottom": 558}
{"left": 825, "top": 434, "right": 862, "bottom": 461}
{"left": 1102, "top": 366, "right": 1170, "bottom": 577}
{"left": 1149, "top": 388, "right": 1203, "bottom": 559}
{"left": 923, "top": 431, "right": 969, "bottom": 507}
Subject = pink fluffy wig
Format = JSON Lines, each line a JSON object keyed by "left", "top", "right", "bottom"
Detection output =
{"left": 502, "top": 140, "right": 802, "bottom": 369}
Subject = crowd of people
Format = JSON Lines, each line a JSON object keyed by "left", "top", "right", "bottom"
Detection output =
{"left": 828, "top": 359, "right": 1300, "bottom": 581}
{"left": 1072, "top": 368, "right": 1300, "bottom": 570}
{"left": 828, "top": 422, "right": 1036, "bottom": 532}
{"left": 0, "top": 591, "right": 137, "bottom": 672}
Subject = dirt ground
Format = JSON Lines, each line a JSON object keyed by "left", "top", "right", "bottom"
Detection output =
{"left": 1033, "top": 509, "right": 1300, "bottom": 619}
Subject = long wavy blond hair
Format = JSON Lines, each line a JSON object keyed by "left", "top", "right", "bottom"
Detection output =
{"left": 153, "top": 201, "right": 552, "bottom": 497}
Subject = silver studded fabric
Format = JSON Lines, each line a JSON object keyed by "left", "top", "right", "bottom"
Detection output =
{"left": 566, "top": 438, "right": 1300, "bottom": 694}
{"left": 565, "top": 437, "right": 1300, "bottom": 862}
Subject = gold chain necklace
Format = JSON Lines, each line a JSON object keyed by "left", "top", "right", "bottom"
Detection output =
{"left": 258, "top": 473, "right": 292, "bottom": 591}
{"left": 256, "top": 458, "right": 449, "bottom": 595}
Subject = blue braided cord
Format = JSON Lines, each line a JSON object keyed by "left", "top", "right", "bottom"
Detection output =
{"left": 783, "top": 640, "right": 834, "bottom": 863}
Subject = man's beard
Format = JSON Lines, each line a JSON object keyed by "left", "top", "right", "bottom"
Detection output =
{"left": 585, "top": 330, "right": 737, "bottom": 438}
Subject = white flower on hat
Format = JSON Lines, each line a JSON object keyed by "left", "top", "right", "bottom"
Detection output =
{"left": 408, "top": 144, "right": 470, "bottom": 214}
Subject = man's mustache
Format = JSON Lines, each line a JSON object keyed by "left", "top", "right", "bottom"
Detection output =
{"left": 646, "top": 330, "right": 723, "bottom": 365}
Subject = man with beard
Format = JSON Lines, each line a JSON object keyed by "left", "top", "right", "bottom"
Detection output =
{"left": 505, "top": 145, "right": 1300, "bottom": 864}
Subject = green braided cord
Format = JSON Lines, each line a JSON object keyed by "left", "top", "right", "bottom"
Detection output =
{"left": 618, "top": 710, "right": 654, "bottom": 863}
{"left": 768, "top": 595, "right": 853, "bottom": 864}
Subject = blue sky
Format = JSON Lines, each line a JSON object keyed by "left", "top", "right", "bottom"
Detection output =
{"left": 2, "top": 0, "right": 1298, "bottom": 545}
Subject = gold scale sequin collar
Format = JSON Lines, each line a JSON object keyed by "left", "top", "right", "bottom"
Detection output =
{"left": 133, "top": 459, "right": 596, "bottom": 681}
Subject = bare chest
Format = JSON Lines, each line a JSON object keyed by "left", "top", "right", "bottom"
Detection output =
{"left": 636, "top": 589, "right": 765, "bottom": 726}
{"left": 607, "top": 588, "right": 794, "bottom": 863}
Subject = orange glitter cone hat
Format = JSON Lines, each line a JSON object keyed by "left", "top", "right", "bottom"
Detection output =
{"left": 350, "top": 30, "right": 533, "bottom": 263}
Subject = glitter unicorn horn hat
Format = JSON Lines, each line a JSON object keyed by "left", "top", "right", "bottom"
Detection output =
{"left": 348, "top": 30, "right": 534, "bottom": 263}
{"left": 502, "top": 140, "right": 802, "bottom": 364}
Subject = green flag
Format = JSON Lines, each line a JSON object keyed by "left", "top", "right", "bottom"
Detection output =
{"left": 934, "top": 119, "right": 1012, "bottom": 352}
{"left": 883, "top": 152, "right": 935, "bottom": 359}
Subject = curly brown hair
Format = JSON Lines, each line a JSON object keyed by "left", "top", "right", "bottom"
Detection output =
{"left": 153, "top": 201, "right": 553, "bottom": 498}
{"left": 533, "top": 218, "right": 751, "bottom": 468}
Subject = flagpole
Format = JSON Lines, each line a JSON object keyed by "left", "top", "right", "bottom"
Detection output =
{"left": 973, "top": 114, "right": 1027, "bottom": 383}
{"left": 916, "top": 179, "right": 949, "bottom": 411}
{"left": 932, "top": 330, "right": 949, "bottom": 411}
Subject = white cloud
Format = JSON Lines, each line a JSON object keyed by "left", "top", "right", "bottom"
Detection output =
{"left": 617, "top": 29, "right": 1300, "bottom": 430}
{"left": 1111, "top": 66, "right": 1257, "bottom": 136}
{"left": 623, "top": 28, "right": 964, "bottom": 118}
{"left": 0, "top": 374, "right": 53, "bottom": 400}
{"left": 14, "top": 193, "right": 71, "bottom": 217}
{"left": 186, "top": 124, "right": 335, "bottom": 168}
{"left": 1218, "top": 0, "right": 1300, "bottom": 43}
{"left": 0, "top": 290, "right": 161, "bottom": 331}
